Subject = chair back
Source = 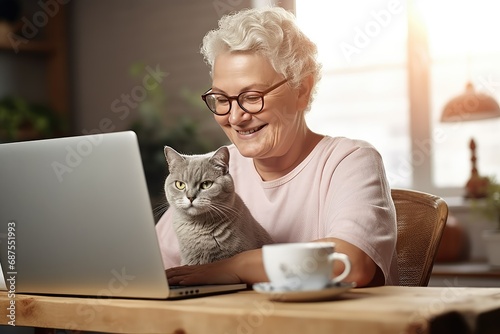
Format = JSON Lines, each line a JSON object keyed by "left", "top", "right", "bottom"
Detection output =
{"left": 392, "top": 189, "right": 448, "bottom": 286}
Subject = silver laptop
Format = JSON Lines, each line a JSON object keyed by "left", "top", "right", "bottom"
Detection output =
{"left": 0, "top": 131, "right": 246, "bottom": 299}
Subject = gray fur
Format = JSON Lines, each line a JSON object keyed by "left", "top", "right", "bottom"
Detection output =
{"left": 164, "top": 146, "right": 274, "bottom": 265}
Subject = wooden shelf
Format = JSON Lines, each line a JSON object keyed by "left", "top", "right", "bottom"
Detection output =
{"left": 0, "top": 2, "right": 70, "bottom": 123}
{"left": 432, "top": 262, "right": 500, "bottom": 279}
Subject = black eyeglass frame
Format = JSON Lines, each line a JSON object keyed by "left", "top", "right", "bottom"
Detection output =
{"left": 201, "top": 78, "right": 289, "bottom": 116}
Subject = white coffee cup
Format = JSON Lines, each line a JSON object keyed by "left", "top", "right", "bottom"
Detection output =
{"left": 262, "top": 242, "right": 351, "bottom": 291}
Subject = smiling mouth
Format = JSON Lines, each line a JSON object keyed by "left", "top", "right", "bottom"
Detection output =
{"left": 236, "top": 124, "right": 267, "bottom": 135}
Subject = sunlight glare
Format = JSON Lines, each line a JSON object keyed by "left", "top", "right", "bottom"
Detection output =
{"left": 417, "top": 0, "right": 500, "bottom": 57}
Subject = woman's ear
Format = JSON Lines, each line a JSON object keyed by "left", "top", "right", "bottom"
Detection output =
{"left": 296, "top": 74, "right": 314, "bottom": 111}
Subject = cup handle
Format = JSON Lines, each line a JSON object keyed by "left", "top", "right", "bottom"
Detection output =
{"left": 329, "top": 252, "right": 351, "bottom": 284}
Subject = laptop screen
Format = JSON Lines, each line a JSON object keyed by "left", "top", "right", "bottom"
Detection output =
{"left": 0, "top": 131, "right": 171, "bottom": 298}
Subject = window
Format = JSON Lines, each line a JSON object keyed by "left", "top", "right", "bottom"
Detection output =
{"left": 296, "top": 0, "right": 500, "bottom": 197}
{"left": 420, "top": 0, "right": 500, "bottom": 193}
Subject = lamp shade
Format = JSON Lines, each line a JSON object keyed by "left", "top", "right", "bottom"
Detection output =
{"left": 440, "top": 82, "right": 500, "bottom": 123}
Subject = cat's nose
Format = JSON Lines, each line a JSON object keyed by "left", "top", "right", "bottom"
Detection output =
{"left": 188, "top": 197, "right": 195, "bottom": 203}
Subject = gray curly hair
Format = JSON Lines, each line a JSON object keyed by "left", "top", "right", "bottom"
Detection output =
{"left": 200, "top": 7, "right": 322, "bottom": 111}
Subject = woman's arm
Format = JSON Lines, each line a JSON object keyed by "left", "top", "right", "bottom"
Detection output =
{"left": 165, "top": 238, "right": 384, "bottom": 287}
{"left": 319, "top": 237, "right": 385, "bottom": 287}
{"left": 165, "top": 248, "right": 267, "bottom": 285}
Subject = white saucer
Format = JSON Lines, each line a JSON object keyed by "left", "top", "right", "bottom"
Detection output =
{"left": 252, "top": 282, "right": 356, "bottom": 302}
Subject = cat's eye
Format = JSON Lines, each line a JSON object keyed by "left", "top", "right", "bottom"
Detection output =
{"left": 175, "top": 181, "right": 186, "bottom": 190}
{"left": 200, "top": 181, "right": 213, "bottom": 190}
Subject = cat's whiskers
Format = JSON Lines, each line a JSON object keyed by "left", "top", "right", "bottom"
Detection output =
{"left": 216, "top": 201, "right": 245, "bottom": 216}
{"left": 208, "top": 202, "right": 244, "bottom": 222}
{"left": 153, "top": 201, "right": 170, "bottom": 220}
{"left": 203, "top": 204, "right": 227, "bottom": 223}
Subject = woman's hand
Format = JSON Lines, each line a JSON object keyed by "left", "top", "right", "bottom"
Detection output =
{"left": 165, "top": 248, "right": 268, "bottom": 286}
{"left": 165, "top": 239, "right": 384, "bottom": 287}
{"left": 166, "top": 260, "right": 241, "bottom": 286}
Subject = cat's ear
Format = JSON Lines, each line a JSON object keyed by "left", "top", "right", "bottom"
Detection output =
{"left": 210, "top": 146, "right": 230, "bottom": 174}
{"left": 164, "top": 146, "right": 185, "bottom": 166}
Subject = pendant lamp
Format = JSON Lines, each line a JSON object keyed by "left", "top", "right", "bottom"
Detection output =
{"left": 440, "top": 82, "right": 500, "bottom": 198}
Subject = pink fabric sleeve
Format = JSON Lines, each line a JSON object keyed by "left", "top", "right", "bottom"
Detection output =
{"left": 321, "top": 143, "right": 398, "bottom": 284}
{"left": 155, "top": 208, "right": 181, "bottom": 268}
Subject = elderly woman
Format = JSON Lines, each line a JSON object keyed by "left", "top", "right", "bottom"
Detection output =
{"left": 156, "top": 7, "right": 398, "bottom": 287}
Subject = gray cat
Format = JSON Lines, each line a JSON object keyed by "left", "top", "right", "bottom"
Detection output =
{"left": 164, "top": 146, "right": 274, "bottom": 265}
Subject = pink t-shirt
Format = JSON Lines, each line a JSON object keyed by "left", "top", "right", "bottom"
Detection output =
{"left": 156, "top": 136, "right": 399, "bottom": 285}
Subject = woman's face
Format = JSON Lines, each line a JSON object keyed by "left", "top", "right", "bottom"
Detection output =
{"left": 211, "top": 52, "right": 309, "bottom": 159}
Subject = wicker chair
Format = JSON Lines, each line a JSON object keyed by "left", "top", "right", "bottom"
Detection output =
{"left": 392, "top": 188, "right": 448, "bottom": 286}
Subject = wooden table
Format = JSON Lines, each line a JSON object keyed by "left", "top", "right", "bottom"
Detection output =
{"left": 1, "top": 286, "right": 500, "bottom": 334}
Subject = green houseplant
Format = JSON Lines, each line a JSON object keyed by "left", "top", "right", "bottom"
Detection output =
{"left": 481, "top": 178, "right": 500, "bottom": 226}
{"left": 127, "top": 63, "right": 226, "bottom": 214}
{"left": 474, "top": 176, "right": 500, "bottom": 267}
{"left": 0, "top": 95, "right": 66, "bottom": 142}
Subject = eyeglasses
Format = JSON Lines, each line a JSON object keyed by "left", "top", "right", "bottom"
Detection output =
{"left": 201, "top": 78, "right": 288, "bottom": 116}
